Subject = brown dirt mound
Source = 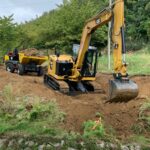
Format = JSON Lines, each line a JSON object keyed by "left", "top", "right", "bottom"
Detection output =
{"left": 0, "top": 66, "right": 150, "bottom": 140}
{"left": 20, "top": 48, "right": 44, "bottom": 56}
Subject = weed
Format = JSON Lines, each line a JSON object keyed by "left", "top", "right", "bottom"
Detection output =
{"left": 0, "top": 84, "right": 17, "bottom": 115}
{"left": 139, "top": 100, "right": 150, "bottom": 131}
{"left": 83, "top": 118, "right": 105, "bottom": 139}
{"left": 128, "top": 135, "right": 150, "bottom": 147}
{"left": 131, "top": 124, "right": 145, "bottom": 135}
{"left": 0, "top": 85, "right": 66, "bottom": 136}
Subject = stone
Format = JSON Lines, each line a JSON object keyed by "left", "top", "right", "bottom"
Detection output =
{"left": 68, "top": 148, "right": 77, "bottom": 150}
{"left": 134, "top": 144, "right": 141, "bottom": 150}
{"left": 108, "top": 143, "right": 118, "bottom": 150}
{"left": 46, "top": 144, "right": 53, "bottom": 149}
{"left": 8, "top": 140, "right": 16, "bottom": 147}
{"left": 38, "top": 144, "right": 46, "bottom": 150}
{"left": 27, "top": 141, "right": 34, "bottom": 147}
{"left": 96, "top": 141, "right": 105, "bottom": 149}
{"left": 121, "top": 145, "right": 129, "bottom": 150}
{"left": 54, "top": 143, "right": 61, "bottom": 148}
{"left": 24, "top": 147, "right": 32, "bottom": 150}
{"left": 61, "top": 140, "right": 65, "bottom": 146}
{"left": 0, "top": 139, "right": 8, "bottom": 149}
{"left": 18, "top": 138, "right": 24, "bottom": 145}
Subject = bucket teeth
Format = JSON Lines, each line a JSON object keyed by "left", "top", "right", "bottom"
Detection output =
{"left": 108, "top": 79, "right": 138, "bottom": 102}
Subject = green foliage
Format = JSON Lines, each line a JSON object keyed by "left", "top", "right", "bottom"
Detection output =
{"left": 139, "top": 100, "right": 150, "bottom": 131}
{"left": 125, "top": 0, "right": 150, "bottom": 50}
{"left": 128, "top": 136, "right": 150, "bottom": 148}
{"left": 131, "top": 99, "right": 150, "bottom": 135}
{"left": 98, "top": 50, "right": 150, "bottom": 75}
{"left": 17, "top": 0, "right": 150, "bottom": 52}
{"left": 19, "top": 0, "right": 108, "bottom": 52}
{"left": 0, "top": 0, "right": 149, "bottom": 53}
{"left": 0, "top": 15, "right": 22, "bottom": 56}
{"left": 0, "top": 85, "right": 66, "bottom": 136}
{"left": 83, "top": 119, "right": 105, "bottom": 139}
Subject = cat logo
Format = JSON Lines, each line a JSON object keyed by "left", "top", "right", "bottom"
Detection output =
{"left": 96, "top": 19, "right": 101, "bottom": 24}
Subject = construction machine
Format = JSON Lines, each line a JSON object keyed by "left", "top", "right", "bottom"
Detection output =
{"left": 44, "top": 0, "right": 138, "bottom": 101}
{"left": 4, "top": 49, "right": 48, "bottom": 76}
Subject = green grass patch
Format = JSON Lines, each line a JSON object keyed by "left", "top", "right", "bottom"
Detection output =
{"left": 128, "top": 135, "right": 150, "bottom": 147}
{"left": 0, "top": 84, "right": 66, "bottom": 137}
{"left": 83, "top": 118, "right": 105, "bottom": 139}
{"left": 98, "top": 47, "right": 150, "bottom": 75}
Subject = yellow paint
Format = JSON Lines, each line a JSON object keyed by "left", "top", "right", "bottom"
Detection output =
{"left": 19, "top": 53, "right": 48, "bottom": 65}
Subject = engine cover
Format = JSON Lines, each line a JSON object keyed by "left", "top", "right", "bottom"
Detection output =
{"left": 56, "top": 61, "right": 73, "bottom": 76}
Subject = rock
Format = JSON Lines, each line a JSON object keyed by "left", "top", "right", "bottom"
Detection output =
{"left": 46, "top": 144, "right": 53, "bottom": 149}
{"left": 129, "top": 144, "right": 135, "bottom": 150}
{"left": 61, "top": 140, "right": 65, "bottom": 146}
{"left": 0, "top": 139, "right": 8, "bottom": 149}
{"left": 80, "top": 142, "right": 84, "bottom": 147}
{"left": 27, "top": 141, "right": 34, "bottom": 147}
{"left": 134, "top": 144, "right": 141, "bottom": 150}
{"left": 54, "top": 143, "right": 61, "bottom": 148}
{"left": 107, "top": 143, "right": 118, "bottom": 150}
{"left": 68, "top": 148, "right": 77, "bottom": 150}
{"left": 18, "top": 138, "right": 24, "bottom": 145}
{"left": 24, "top": 147, "right": 32, "bottom": 150}
{"left": 121, "top": 145, "right": 129, "bottom": 150}
{"left": 128, "top": 143, "right": 141, "bottom": 150}
{"left": 38, "top": 144, "right": 46, "bottom": 150}
{"left": 96, "top": 141, "right": 105, "bottom": 149}
{"left": 8, "top": 140, "right": 16, "bottom": 147}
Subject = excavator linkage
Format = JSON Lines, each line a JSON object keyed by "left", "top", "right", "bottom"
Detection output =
{"left": 108, "top": 79, "right": 138, "bottom": 102}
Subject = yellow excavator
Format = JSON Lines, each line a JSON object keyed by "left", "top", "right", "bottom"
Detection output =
{"left": 44, "top": 0, "right": 138, "bottom": 101}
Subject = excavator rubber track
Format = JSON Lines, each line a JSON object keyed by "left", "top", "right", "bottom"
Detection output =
{"left": 44, "top": 74, "right": 70, "bottom": 94}
{"left": 44, "top": 74, "right": 95, "bottom": 94}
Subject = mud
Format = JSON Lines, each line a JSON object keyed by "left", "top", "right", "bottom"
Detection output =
{"left": 0, "top": 66, "right": 150, "bottom": 140}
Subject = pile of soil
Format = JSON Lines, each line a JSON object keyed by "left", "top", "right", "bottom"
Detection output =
{"left": 0, "top": 65, "right": 150, "bottom": 140}
{"left": 20, "top": 48, "right": 44, "bottom": 56}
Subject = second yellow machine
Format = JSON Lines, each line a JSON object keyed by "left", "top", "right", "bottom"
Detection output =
{"left": 44, "top": 0, "right": 138, "bottom": 101}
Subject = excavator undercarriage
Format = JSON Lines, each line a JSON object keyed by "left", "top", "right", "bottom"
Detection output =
{"left": 44, "top": 74, "right": 94, "bottom": 94}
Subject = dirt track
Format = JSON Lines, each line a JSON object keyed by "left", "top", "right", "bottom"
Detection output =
{"left": 0, "top": 66, "right": 150, "bottom": 139}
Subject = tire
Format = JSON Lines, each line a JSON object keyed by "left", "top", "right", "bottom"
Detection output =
{"left": 37, "top": 67, "right": 43, "bottom": 76}
{"left": 18, "top": 64, "right": 24, "bottom": 75}
{"left": 6, "top": 63, "right": 15, "bottom": 73}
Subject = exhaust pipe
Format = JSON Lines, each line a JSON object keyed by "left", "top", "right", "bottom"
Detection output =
{"left": 108, "top": 79, "right": 139, "bottom": 102}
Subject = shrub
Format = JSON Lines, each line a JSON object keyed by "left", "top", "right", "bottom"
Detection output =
{"left": 83, "top": 118, "right": 105, "bottom": 139}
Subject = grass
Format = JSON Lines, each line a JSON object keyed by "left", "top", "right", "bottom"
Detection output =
{"left": 129, "top": 99, "right": 150, "bottom": 147}
{"left": 128, "top": 135, "right": 150, "bottom": 147}
{"left": 0, "top": 84, "right": 66, "bottom": 137}
{"left": 98, "top": 46, "right": 150, "bottom": 75}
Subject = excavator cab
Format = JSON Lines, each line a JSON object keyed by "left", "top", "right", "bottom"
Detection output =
{"left": 81, "top": 46, "right": 98, "bottom": 77}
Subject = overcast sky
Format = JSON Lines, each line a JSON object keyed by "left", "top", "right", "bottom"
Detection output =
{"left": 0, "top": 0, "right": 63, "bottom": 23}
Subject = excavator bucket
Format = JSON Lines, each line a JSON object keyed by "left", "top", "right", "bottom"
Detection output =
{"left": 108, "top": 79, "right": 138, "bottom": 102}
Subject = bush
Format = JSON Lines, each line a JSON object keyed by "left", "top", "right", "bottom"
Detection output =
{"left": 83, "top": 118, "right": 105, "bottom": 139}
{"left": 0, "top": 84, "right": 66, "bottom": 135}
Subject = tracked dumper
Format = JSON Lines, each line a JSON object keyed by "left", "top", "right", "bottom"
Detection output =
{"left": 44, "top": 0, "right": 139, "bottom": 101}
{"left": 4, "top": 51, "right": 48, "bottom": 76}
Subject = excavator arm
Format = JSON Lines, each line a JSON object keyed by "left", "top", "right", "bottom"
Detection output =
{"left": 76, "top": 8, "right": 112, "bottom": 69}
